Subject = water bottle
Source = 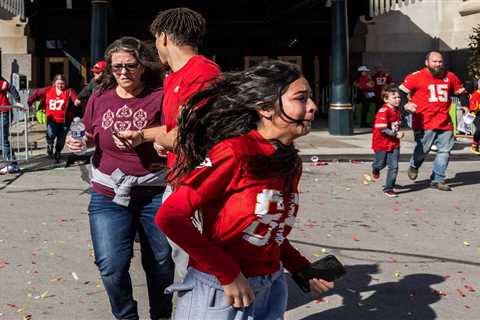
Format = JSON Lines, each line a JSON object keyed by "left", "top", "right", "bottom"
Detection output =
{"left": 70, "top": 117, "right": 86, "bottom": 154}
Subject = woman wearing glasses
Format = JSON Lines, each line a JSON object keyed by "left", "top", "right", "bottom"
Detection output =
{"left": 66, "top": 37, "right": 174, "bottom": 320}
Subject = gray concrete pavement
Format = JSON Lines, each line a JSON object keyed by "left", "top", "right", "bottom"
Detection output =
{"left": 1, "top": 154, "right": 479, "bottom": 319}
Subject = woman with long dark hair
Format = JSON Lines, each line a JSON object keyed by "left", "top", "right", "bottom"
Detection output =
{"left": 66, "top": 37, "right": 174, "bottom": 320}
{"left": 155, "top": 61, "right": 333, "bottom": 319}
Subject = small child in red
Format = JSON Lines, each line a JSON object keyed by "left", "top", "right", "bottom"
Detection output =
{"left": 371, "top": 85, "right": 404, "bottom": 197}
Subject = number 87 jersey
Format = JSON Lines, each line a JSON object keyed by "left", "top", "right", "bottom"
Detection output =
{"left": 400, "top": 67, "right": 463, "bottom": 131}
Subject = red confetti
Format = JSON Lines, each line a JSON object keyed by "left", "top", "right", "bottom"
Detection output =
{"left": 443, "top": 274, "right": 451, "bottom": 280}
{"left": 465, "top": 305, "right": 471, "bottom": 309}
{"left": 315, "top": 298, "right": 327, "bottom": 303}
{"left": 388, "top": 257, "right": 397, "bottom": 263}
{"left": 393, "top": 208, "right": 400, "bottom": 212}
{"left": 7, "top": 303, "right": 18, "bottom": 308}
{"left": 0, "top": 260, "right": 9, "bottom": 268}
{"left": 314, "top": 161, "right": 329, "bottom": 166}
{"left": 350, "top": 160, "right": 362, "bottom": 164}
{"left": 352, "top": 235, "right": 360, "bottom": 241}
{"left": 415, "top": 208, "right": 422, "bottom": 213}
{"left": 456, "top": 288, "right": 466, "bottom": 297}
{"left": 432, "top": 289, "right": 447, "bottom": 296}
{"left": 465, "top": 285, "right": 476, "bottom": 292}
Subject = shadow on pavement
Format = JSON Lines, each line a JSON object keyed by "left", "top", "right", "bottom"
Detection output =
{"left": 397, "top": 170, "right": 480, "bottom": 194}
{"left": 287, "top": 264, "right": 444, "bottom": 320}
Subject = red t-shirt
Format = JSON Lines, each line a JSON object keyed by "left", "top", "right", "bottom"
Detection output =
{"left": 469, "top": 90, "right": 480, "bottom": 113}
{"left": 357, "top": 74, "right": 374, "bottom": 92}
{"left": 156, "top": 130, "right": 310, "bottom": 284}
{"left": 83, "top": 87, "right": 166, "bottom": 197}
{"left": 0, "top": 80, "right": 10, "bottom": 112}
{"left": 402, "top": 68, "right": 463, "bottom": 130}
{"left": 372, "top": 104, "right": 401, "bottom": 152}
{"left": 163, "top": 55, "right": 220, "bottom": 167}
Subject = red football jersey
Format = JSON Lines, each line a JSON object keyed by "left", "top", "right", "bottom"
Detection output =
{"left": 469, "top": 90, "right": 480, "bottom": 113}
{"left": 0, "top": 80, "right": 11, "bottom": 112}
{"left": 163, "top": 55, "right": 221, "bottom": 168}
{"left": 156, "top": 130, "right": 310, "bottom": 284}
{"left": 44, "top": 87, "right": 77, "bottom": 123}
{"left": 357, "top": 74, "right": 374, "bottom": 92}
{"left": 373, "top": 71, "right": 393, "bottom": 98}
{"left": 372, "top": 104, "right": 401, "bottom": 152}
{"left": 402, "top": 68, "right": 463, "bottom": 130}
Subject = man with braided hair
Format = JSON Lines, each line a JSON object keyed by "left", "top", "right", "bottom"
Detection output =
{"left": 114, "top": 7, "right": 221, "bottom": 280}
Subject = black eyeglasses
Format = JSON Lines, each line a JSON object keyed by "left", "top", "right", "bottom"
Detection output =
{"left": 111, "top": 63, "right": 140, "bottom": 73}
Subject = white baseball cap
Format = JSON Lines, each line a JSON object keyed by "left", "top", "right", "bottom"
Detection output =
{"left": 357, "top": 66, "right": 370, "bottom": 72}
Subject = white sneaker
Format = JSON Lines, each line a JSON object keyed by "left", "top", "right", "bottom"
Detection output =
{"left": 0, "top": 164, "right": 20, "bottom": 174}
{"left": 430, "top": 145, "right": 438, "bottom": 152}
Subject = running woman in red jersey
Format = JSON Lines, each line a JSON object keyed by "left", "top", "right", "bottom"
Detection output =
{"left": 399, "top": 51, "right": 468, "bottom": 191}
{"left": 28, "top": 74, "right": 80, "bottom": 162}
{"left": 155, "top": 61, "right": 333, "bottom": 320}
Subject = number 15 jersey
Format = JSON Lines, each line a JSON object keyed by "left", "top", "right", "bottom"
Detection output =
{"left": 402, "top": 68, "right": 462, "bottom": 130}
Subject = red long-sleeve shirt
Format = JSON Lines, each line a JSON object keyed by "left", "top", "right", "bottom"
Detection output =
{"left": 155, "top": 130, "right": 310, "bottom": 285}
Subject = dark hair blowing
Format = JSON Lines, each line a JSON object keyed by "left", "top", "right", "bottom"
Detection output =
{"left": 170, "top": 60, "right": 304, "bottom": 183}
{"left": 96, "top": 37, "right": 164, "bottom": 95}
{"left": 150, "top": 7, "right": 206, "bottom": 47}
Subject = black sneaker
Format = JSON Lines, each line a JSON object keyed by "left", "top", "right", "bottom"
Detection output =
{"left": 407, "top": 166, "right": 418, "bottom": 181}
{"left": 430, "top": 181, "right": 452, "bottom": 191}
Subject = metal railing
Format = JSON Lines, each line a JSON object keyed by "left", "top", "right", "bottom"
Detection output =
{"left": 369, "top": 0, "right": 412, "bottom": 17}
{"left": 0, "top": 101, "right": 31, "bottom": 165}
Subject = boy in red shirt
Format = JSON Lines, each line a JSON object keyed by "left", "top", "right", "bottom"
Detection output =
{"left": 469, "top": 84, "right": 480, "bottom": 154}
{"left": 371, "top": 85, "right": 404, "bottom": 197}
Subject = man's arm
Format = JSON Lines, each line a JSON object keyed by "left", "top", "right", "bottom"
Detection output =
{"left": 398, "top": 85, "right": 417, "bottom": 113}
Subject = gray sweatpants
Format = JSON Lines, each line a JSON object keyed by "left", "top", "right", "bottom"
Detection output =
{"left": 165, "top": 267, "right": 287, "bottom": 320}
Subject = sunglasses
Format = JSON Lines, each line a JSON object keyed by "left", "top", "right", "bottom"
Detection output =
{"left": 111, "top": 63, "right": 140, "bottom": 73}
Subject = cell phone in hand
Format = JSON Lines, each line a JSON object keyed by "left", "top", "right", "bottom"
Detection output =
{"left": 292, "top": 255, "right": 346, "bottom": 293}
{"left": 110, "top": 127, "right": 132, "bottom": 148}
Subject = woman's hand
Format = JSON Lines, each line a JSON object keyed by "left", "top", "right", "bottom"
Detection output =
{"left": 66, "top": 133, "right": 87, "bottom": 153}
{"left": 113, "top": 130, "right": 144, "bottom": 149}
{"left": 396, "top": 131, "right": 405, "bottom": 139}
{"left": 222, "top": 273, "right": 255, "bottom": 308}
{"left": 309, "top": 278, "right": 334, "bottom": 295}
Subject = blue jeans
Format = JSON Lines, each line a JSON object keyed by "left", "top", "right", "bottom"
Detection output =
{"left": 0, "top": 111, "right": 16, "bottom": 163}
{"left": 372, "top": 148, "right": 399, "bottom": 191}
{"left": 410, "top": 130, "right": 454, "bottom": 183}
{"left": 89, "top": 191, "right": 174, "bottom": 320}
{"left": 46, "top": 120, "right": 68, "bottom": 154}
{"left": 166, "top": 267, "right": 287, "bottom": 320}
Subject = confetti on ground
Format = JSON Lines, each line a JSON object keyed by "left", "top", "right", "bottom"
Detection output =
{"left": 352, "top": 235, "right": 360, "bottom": 241}
{"left": 464, "top": 241, "right": 471, "bottom": 246}
{"left": 363, "top": 174, "right": 372, "bottom": 182}
{"left": 7, "top": 304, "right": 18, "bottom": 308}
{"left": 465, "top": 285, "right": 476, "bottom": 292}
{"left": 394, "top": 272, "right": 401, "bottom": 278}
{"left": 314, "top": 161, "right": 329, "bottom": 166}
{"left": 456, "top": 288, "right": 466, "bottom": 297}
{"left": 388, "top": 256, "right": 397, "bottom": 263}
{"left": 315, "top": 297, "right": 328, "bottom": 303}
{"left": 362, "top": 180, "right": 369, "bottom": 185}
{"left": 432, "top": 289, "right": 447, "bottom": 296}
{"left": 72, "top": 272, "right": 79, "bottom": 281}
{"left": 310, "top": 156, "right": 319, "bottom": 163}
{"left": 40, "top": 291, "right": 49, "bottom": 299}
{"left": 0, "top": 260, "right": 9, "bottom": 268}
{"left": 465, "top": 305, "right": 471, "bottom": 309}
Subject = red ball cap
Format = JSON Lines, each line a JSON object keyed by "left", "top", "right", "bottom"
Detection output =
{"left": 91, "top": 60, "right": 106, "bottom": 73}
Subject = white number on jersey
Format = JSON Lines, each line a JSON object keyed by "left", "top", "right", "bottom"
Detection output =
{"left": 48, "top": 99, "right": 65, "bottom": 111}
{"left": 242, "top": 189, "right": 298, "bottom": 247}
{"left": 427, "top": 84, "right": 449, "bottom": 103}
